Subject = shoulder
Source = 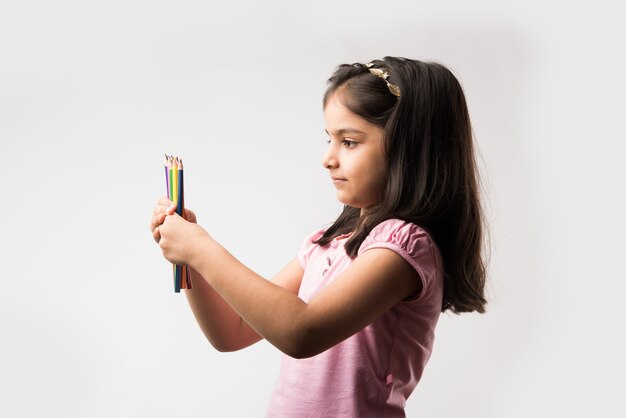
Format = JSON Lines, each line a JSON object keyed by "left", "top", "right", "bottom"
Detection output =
{"left": 359, "top": 219, "right": 436, "bottom": 259}
{"left": 358, "top": 219, "right": 442, "bottom": 290}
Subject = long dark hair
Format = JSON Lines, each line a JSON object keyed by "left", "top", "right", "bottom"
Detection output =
{"left": 316, "top": 57, "right": 487, "bottom": 314}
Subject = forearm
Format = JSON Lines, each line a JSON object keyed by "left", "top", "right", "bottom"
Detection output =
{"left": 157, "top": 210, "right": 418, "bottom": 360}
{"left": 184, "top": 266, "right": 263, "bottom": 352}
{"left": 154, "top": 205, "right": 302, "bottom": 352}
{"left": 190, "top": 239, "right": 314, "bottom": 358}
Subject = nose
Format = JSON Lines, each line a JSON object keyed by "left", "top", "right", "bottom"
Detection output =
{"left": 322, "top": 143, "right": 338, "bottom": 170}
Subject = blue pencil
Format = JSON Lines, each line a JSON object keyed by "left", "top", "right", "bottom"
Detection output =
{"left": 177, "top": 158, "right": 184, "bottom": 217}
{"left": 178, "top": 159, "right": 192, "bottom": 289}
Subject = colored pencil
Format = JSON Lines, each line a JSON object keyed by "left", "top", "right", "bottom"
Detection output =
{"left": 164, "top": 154, "right": 192, "bottom": 292}
{"left": 179, "top": 158, "right": 192, "bottom": 289}
{"left": 164, "top": 154, "right": 170, "bottom": 200}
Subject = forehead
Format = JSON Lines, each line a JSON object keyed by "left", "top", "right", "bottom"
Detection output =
{"left": 323, "top": 94, "right": 374, "bottom": 135}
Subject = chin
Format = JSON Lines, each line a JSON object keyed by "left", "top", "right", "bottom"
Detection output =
{"left": 335, "top": 192, "right": 351, "bottom": 206}
{"left": 335, "top": 194, "right": 362, "bottom": 209}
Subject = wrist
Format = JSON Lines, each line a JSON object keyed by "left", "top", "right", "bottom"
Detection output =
{"left": 188, "top": 234, "right": 219, "bottom": 272}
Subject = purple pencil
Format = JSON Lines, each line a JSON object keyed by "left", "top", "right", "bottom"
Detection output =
{"left": 164, "top": 154, "right": 170, "bottom": 199}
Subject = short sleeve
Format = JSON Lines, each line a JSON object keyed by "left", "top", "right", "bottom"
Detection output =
{"left": 297, "top": 228, "right": 325, "bottom": 269}
{"left": 358, "top": 219, "right": 441, "bottom": 292}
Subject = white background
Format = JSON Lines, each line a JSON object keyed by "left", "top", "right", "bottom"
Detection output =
{"left": 1, "top": 1, "right": 624, "bottom": 416}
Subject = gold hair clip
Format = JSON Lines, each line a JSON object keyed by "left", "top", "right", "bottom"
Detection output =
{"left": 366, "top": 62, "right": 401, "bottom": 97}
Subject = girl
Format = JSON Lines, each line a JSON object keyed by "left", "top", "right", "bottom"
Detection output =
{"left": 150, "top": 56, "right": 487, "bottom": 417}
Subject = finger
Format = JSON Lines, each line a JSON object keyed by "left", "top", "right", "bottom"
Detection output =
{"left": 150, "top": 213, "right": 165, "bottom": 232}
{"left": 153, "top": 203, "right": 177, "bottom": 220}
{"left": 153, "top": 197, "right": 174, "bottom": 213}
{"left": 158, "top": 196, "right": 173, "bottom": 206}
{"left": 163, "top": 211, "right": 180, "bottom": 223}
{"left": 153, "top": 226, "right": 161, "bottom": 243}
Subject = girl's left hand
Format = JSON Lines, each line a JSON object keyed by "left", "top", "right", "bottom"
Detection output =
{"left": 158, "top": 212, "right": 211, "bottom": 266}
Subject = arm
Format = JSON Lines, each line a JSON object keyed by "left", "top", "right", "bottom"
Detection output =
{"left": 150, "top": 197, "right": 304, "bottom": 352}
{"left": 184, "top": 258, "right": 304, "bottom": 352}
{"left": 187, "top": 238, "right": 421, "bottom": 358}
{"left": 156, "top": 210, "right": 422, "bottom": 358}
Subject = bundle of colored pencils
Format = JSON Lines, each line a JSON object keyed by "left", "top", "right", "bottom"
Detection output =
{"left": 164, "top": 154, "right": 192, "bottom": 292}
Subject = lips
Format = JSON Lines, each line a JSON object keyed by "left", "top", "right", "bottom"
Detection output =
{"left": 331, "top": 176, "right": 347, "bottom": 183}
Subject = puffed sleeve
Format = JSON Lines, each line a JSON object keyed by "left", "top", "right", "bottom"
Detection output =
{"left": 358, "top": 219, "right": 442, "bottom": 292}
{"left": 297, "top": 228, "right": 326, "bottom": 269}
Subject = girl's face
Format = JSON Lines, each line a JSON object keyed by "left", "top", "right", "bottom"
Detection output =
{"left": 322, "top": 93, "right": 387, "bottom": 210}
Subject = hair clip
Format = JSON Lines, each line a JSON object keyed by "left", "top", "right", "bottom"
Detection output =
{"left": 365, "top": 62, "right": 401, "bottom": 97}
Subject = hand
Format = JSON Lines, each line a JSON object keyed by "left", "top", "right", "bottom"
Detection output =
{"left": 150, "top": 197, "right": 197, "bottom": 244}
{"left": 158, "top": 212, "right": 211, "bottom": 266}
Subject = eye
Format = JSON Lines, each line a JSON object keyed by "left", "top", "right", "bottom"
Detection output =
{"left": 342, "top": 139, "right": 358, "bottom": 149}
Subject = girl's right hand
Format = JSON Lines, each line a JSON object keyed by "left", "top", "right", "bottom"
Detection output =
{"left": 150, "top": 197, "right": 197, "bottom": 244}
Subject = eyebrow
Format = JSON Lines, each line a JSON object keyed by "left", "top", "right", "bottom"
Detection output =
{"left": 325, "top": 128, "right": 367, "bottom": 136}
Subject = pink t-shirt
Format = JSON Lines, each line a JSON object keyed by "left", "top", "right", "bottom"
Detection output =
{"left": 266, "top": 219, "right": 444, "bottom": 418}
